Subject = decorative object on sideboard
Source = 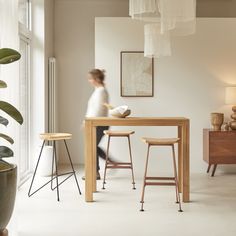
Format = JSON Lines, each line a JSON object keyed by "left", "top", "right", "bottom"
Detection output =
{"left": 225, "top": 87, "right": 236, "bottom": 130}
{"left": 210, "top": 113, "right": 224, "bottom": 131}
{"left": 120, "top": 51, "right": 154, "bottom": 97}
{"left": 104, "top": 103, "right": 131, "bottom": 118}
{"left": 223, "top": 122, "right": 230, "bottom": 131}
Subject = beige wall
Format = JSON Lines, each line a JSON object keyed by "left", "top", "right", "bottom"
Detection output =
{"left": 54, "top": 0, "right": 129, "bottom": 163}
{"left": 95, "top": 17, "right": 236, "bottom": 175}
{"left": 197, "top": 0, "right": 236, "bottom": 17}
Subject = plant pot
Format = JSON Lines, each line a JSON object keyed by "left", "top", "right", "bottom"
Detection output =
{"left": 211, "top": 113, "right": 224, "bottom": 131}
{"left": 38, "top": 145, "right": 55, "bottom": 176}
{"left": 0, "top": 164, "right": 17, "bottom": 236}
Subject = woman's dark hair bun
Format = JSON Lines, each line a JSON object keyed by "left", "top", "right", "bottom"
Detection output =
{"left": 89, "top": 68, "right": 106, "bottom": 85}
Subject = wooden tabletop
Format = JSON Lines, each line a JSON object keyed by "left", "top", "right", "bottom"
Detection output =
{"left": 85, "top": 117, "right": 189, "bottom": 126}
{"left": 86, "top": 117, "right": 189, "bottom": 121}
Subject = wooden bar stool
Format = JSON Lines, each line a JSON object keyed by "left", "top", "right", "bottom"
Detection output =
{"left": 28, "top": 133, "right": 82, "bottom": 201}
{"left": 102, "top": 130, "right": 136, "bottom": 190}
{"left": 140, "top": 137, "right": 183, "bottom": 212}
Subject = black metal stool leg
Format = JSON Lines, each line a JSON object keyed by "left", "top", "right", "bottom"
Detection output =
{"left": 53, "top": 141, "right": 60, "bottom": 201}
{"left": 172, "top": 144, "right": 183, "bottom": 212}
{"left": 64, "top": 140, "right": 82, "bottom": 195}
{"left": 140, "top": 145, "right": 150, "bottom": 212}
{"left": 51, "top": 145, "right": 55, "bottom": 191}
{"left": 127, "top": 136, "right": 136, "bottom": 190}
{"left": 102, "top": 136, "right": 110, "bottom": 189}
{"left": 28, "top": 141, "right": 45, "bottom": 197}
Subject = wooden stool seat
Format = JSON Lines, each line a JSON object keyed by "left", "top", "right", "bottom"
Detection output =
{"left": 104, "top": 130, "right": 135, "bottom": 136}
{"left": 142, "top": 137, "right": 180, "bottom": 145}
{"left": 40, "top": 133, "right": 72, "bottom": 141}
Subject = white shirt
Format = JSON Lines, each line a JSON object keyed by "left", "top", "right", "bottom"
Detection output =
{"left": 86, "top": 87, "right": 109, "bottom": 117}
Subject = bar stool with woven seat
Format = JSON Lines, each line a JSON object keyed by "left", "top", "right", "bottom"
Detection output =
{"left": 102, "top": 130, "right": 136, "bottom": 190}
{"left": 28, "top": 133, "right": 82, "bottom": 201}
{"left": 140, "top": 137, "right": 183, "bottom": 212}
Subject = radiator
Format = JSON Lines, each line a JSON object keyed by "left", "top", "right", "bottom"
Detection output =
{"left": 48, "top": 57, "right": 56, "bottom": 133}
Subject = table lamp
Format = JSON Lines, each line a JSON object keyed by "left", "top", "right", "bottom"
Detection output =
{"left": 225, "top": 87, "right": 236, "bottom": 130}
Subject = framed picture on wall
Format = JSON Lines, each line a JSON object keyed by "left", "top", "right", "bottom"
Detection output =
{"left": 120, "top": 51, "right": 154, "bottom": 97}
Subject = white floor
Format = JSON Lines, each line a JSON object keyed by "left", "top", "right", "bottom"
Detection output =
{"left": 10, "top": 167, "right": 236, "bottom": 236}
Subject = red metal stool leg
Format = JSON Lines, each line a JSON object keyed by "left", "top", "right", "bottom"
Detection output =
{"left": 127, "top": 136, "right": 136, "bottom": 190}
{"left": 140, "top": 144, "right": 151, "bottom": 211}
{"left": 172, "top": 144, "right": 183, "bottom": 212}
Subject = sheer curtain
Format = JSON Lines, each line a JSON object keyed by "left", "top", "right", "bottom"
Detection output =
{"left": 0, "top": 1, "right": 19, "bottom": 235}
{"left": 0, "top": 0, "right": 20, "bottom": 169}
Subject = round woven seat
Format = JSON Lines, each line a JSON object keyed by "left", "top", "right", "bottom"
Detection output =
{"left": 103, "top": 130, "right": 135, "bottom": 136}
{"left": 40, "top": 133, "right": 72, "bottom": 141}
{"left": 142, "top": 137, "right": 180, "bottom": 146}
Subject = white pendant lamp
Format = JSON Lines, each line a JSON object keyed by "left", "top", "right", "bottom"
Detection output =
{"left": 129, "top": 0, "right": 196, "bottom": 58}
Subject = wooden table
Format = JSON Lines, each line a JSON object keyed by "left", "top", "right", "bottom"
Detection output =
{"left": 84, "top": 117, "right": 190, "bottom": 202}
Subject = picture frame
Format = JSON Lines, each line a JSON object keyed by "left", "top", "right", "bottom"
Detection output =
{"left": 120, "top": 51, "right": 154, "bottom": 97}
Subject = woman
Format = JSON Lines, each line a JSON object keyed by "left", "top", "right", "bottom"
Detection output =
{"left": 84, "top": 69, "right": 109, "bottom": 180}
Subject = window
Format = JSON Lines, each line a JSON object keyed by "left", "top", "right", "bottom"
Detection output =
{"left": 18, "top": 0, "right": 31, "bottom": 184}
{"left": 19, "top": 36, "right": 30, "bottom": 183}
{"left": 18, "top": 0, "right": 30, "bottom": 29}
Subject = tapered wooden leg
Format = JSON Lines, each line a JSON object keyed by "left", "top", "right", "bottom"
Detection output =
{"left": 182, "top": 121, "right": 190, "bottom": 202}
{"left": 211, "top": 164, "right": 217, "bottom": 177}
{"left": 207, "top": 164, "right": 212, "bottom": 173}
{"left": 92, "top": 127, "right": 97, "bottom": 193}
{"left": 178, "top": 126, "right": 183, "bottom": 193}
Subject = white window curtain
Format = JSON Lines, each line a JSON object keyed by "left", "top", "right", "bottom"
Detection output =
{"left": 0, "top": 0, "right": 20, "bottom": 161}
{"left": 129, "top": 0, "right": 196, "bottom": 57}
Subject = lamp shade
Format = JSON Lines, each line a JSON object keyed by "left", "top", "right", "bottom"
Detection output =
{"left": 129, "top": 0, "right": 196, "bottom": 58}
{"left": 225, "top": 87, "right": 236, "bottom": 105}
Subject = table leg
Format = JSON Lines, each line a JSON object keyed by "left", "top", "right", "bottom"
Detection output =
{"left": 92, "top": 126, "right": 97, "bottom": 192}
{"left": 178, "top": 126, "right": 183, "bottom": 193}
{"left": 85, "top": 121, "right": 96, "bottom": 202}
{"left": 182, "top": 120, "right": 190, "bottom": 202}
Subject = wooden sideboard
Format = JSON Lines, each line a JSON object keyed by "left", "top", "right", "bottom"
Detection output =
{"left": 203, "top": 129, "right": 236, "bottom": 176}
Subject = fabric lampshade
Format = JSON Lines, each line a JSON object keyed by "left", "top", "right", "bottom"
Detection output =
{"left": 225, "top": 87, "right": 236, "bottom": 105}
{"left": 129, "top": 0, "right": 196, "bottom": 58}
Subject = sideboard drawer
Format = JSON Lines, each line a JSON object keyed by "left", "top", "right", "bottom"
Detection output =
{"left": 203, "top": 129, "right": 236, "bottom": 164}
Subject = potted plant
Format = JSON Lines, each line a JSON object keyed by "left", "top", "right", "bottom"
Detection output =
{"left": 0, "top": 48, "right": 23, "bottom": 236}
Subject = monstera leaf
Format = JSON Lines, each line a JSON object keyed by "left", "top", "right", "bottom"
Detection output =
{"left": 0, "top": 146, "right": 14, "bottom": 158}
{"left": 0, "top": 80, "right": 7, "bottom": 88}
{"left": 0, "top": 47, "right": 22, "bottom": 166}
{"left": 0, "top": 133, "right": 14, "bottom": 144}
{"left": 0, "top": 48, "right": 21, "bottom": 64}
{"left": 0, "top": 101, "right": 23, "bottom": 125}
